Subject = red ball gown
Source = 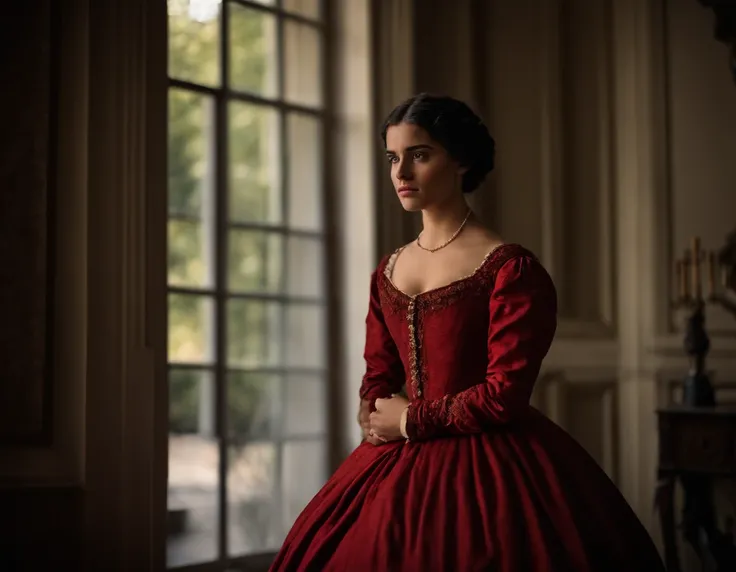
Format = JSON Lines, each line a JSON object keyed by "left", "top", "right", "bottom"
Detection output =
{"left": 270, "top": 244, "right": 665, "bottom": 572}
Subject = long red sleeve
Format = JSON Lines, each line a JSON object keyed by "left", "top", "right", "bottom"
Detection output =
{"left": 405, "top": 255, "right": 557, "bottom": 440}
{"left": 358, "top": 269, "right": 405, "bottom": 408}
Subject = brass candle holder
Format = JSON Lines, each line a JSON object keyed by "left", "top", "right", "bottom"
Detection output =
{"left": 673, "top": 235, "right": 736, "bottom": 315}
{"left": 670, "top": 236, "right": 736, "bottom": 407}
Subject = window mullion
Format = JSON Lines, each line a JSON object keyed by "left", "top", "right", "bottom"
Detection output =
{"left": 215, "top": 0, "right": 231, "bottom": 562}
{"left": 318, "top": 0, "right": 334, "bottom": 471}
{"left": 274, "top": 3, "right": 288, "bottom": 545}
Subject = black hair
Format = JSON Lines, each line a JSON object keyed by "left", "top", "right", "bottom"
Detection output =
{"left": 380, "top": 93, "right": 495, "bottom": 193}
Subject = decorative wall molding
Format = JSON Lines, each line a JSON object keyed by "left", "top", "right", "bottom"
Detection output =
{"left": 534, "top": 371, "right": 619, "bottom": 481}
{"left": 0, "top": 0, "right": 86, "bottom": 487}
{"left": 655, "top": 0, "right": 687, "bottom": 336}
{"left": 544, "top": 338, "right": 619, "bottom": 371}
{"left": 654, "top": 0, "right": 736, "bottom": 337}
{"left": 533, "top": 0, "right": 618, "bottom": 336}
{"left": 610, "top": 0, "right": 667, "bottom": 525}
{"left": 83, "top": 0, "right": 168, "bottom": 569}
{"left": 556, "top": 319, "right": 616, "bottom": 339}
{"left": 538, "top": 0, "right": 564, "bottom": 284}
{"left": 0, "top": 0, "right": 55, "bottom": 447}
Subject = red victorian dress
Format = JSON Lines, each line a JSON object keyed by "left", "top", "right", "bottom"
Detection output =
{"left": 270, "top": 243, "right": 665, "bottom": 572}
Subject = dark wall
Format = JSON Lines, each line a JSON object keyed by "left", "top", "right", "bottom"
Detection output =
{"left": 0, "top": 489, "right": 83, "bottom": 571}
{"left": 0, "top": 3, "right": 84, "bottom": 570}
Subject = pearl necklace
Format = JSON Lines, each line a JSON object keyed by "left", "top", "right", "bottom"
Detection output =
{"left": 416, "top": 209, "right": 472, "bottom": 253}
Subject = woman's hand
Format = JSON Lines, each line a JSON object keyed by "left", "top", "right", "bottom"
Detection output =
{"left": 358, "top": 399, "right": 370, "bottom": 435}
{"left": 369, "top": 395, "right": 409, "bottom": 442}
{"left": 358, "top": 399, "right": 384, "bottom": 446}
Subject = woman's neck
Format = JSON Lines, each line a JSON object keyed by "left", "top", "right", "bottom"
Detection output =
{"left": 419, "top": 197, "right": 472, "bottom": 247}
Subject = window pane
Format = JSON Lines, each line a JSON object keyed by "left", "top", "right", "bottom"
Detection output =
{"left": 228, "top": 372, "right": 277, "bottom": 440}
{"left": 282, "top": 440, "right": 326, "bottom": 531}
{"left": 229, "top": 102, "right": 282, "bottom": 224}
{"left": 169, "top": 368, "right": 216, "bottom": 436}
{"left": 227, "top": 300, "right": 282, "bottom": 367}
{"left": 283, "top": 21, "right": 323, "bottom": 108}
{"left": 286, "top": 113, "right": 323, "bottom": 230}
{"left": 283, "top": 0, "right": 321, "bottom": 20}
{"left": 228, "top": 229, "right": 283, "bottom": 293}
{"left": 286, "top": 237, "right": 323, "bottom": 298}
{"left": 169, "top": 294, "right": 216, "bottom": 364}
{"left": 168, "top": 0, "right": 220, "bottom": 86}
{"left": 227, "top": 443, "right": 281, "bottom": 556}
{"left": 284, "top": 375, "right": 325, "bottom": 436}
{"left": 229, "top": 3, "right": 278, "bottom": 97}
{"left": 169, "top": 219, "right": 215, "bottom": 288}
{"left": 285, "top": 304, "right": 325, "bottom": 368}
{"left": 167, "top": 409, "right": 219, "bottom": 566}
{"left": 168, "top": 89, "right": 216, "bottom": 218}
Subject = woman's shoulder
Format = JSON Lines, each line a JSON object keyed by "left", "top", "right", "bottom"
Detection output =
{"left": 485, "top": 244, "right": 556, "bottom": 298}
{"left": 486, "top": 243, "right": 538, "bottom": 269}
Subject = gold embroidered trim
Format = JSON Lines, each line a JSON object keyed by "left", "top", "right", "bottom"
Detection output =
{"left": 407, "top": 298, "right": 423, "bottom": 397}
{"left": 447, "top": 391, "right": 470, "bottom": 423}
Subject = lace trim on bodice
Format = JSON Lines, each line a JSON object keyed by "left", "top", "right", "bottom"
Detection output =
{"left": 383, "top": 243, "right": 503, "bottom": 299}
{"left": 379, "top": 243, "right": 524, "bottom": 315}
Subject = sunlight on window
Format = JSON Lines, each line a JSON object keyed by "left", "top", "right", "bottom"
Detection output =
{"left": 168, "top": 0, "right": 221, "bottom": 86}
{"left": 166, "top": 0, "right": 327, "bottom": 568}
{"left": 168, "top": 0, "right": 222, "bottom": 23}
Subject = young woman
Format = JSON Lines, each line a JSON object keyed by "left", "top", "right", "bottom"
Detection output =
{"left": 270, "top": 93, "right": 665, "bottom": 571}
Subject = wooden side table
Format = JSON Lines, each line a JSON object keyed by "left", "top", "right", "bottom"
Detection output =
{"left": 656, "top": 405, "right": 736, "bottom": 571}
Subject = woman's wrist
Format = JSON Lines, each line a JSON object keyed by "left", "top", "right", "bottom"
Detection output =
{"left": 400, "top": 406, "right": 409, "bottom": 439}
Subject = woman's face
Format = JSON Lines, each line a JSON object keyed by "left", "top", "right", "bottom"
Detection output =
{"left": 385, "top": 122, "right": 466, "bottom": 212}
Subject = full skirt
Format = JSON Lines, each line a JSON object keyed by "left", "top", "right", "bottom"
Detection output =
{"left": 270, "top": 408, "right": 665, "bottom": 572}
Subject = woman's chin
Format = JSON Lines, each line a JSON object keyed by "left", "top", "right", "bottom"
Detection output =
{"left": 397, "top": 196, "right": 425, "bottom": 212}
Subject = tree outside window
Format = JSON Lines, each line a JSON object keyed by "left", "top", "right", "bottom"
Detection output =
{"left": 166, "top": 0, "right": 328, "bottom": 568}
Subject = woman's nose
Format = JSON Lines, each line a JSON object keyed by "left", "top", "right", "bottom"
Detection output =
{"left": 396, "top": 158, "right": 413, "bottom": 180}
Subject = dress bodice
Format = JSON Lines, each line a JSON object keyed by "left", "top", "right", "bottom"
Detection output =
{"left": 360, "top": 243, "right": 558, "bottom": 441}
{"left": 377, "top": 244, "right": 507, "bottom": 402}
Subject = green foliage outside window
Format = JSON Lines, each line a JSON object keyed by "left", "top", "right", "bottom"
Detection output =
{"left": 167, "top": 1, "right": 277, "bottom": 436}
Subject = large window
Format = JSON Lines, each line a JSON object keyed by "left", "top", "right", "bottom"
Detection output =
{"left": 166, "top": 0, "right": 328, "bottom": 568}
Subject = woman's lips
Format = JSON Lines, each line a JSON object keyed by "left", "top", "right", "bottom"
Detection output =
{"left": 397, "top": 186, "right": 418, "bottom": 197}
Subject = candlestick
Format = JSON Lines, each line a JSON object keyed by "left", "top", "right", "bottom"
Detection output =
{"left": 676, "top": 260, "right": 684, "bottom": 300}
{"left": 691, "top": 236, "right": 702, "bottom": 301}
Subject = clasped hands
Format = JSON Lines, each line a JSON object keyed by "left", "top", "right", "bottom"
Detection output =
{"left": 358, "top": 395, "right": 408, "bottom": 445}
